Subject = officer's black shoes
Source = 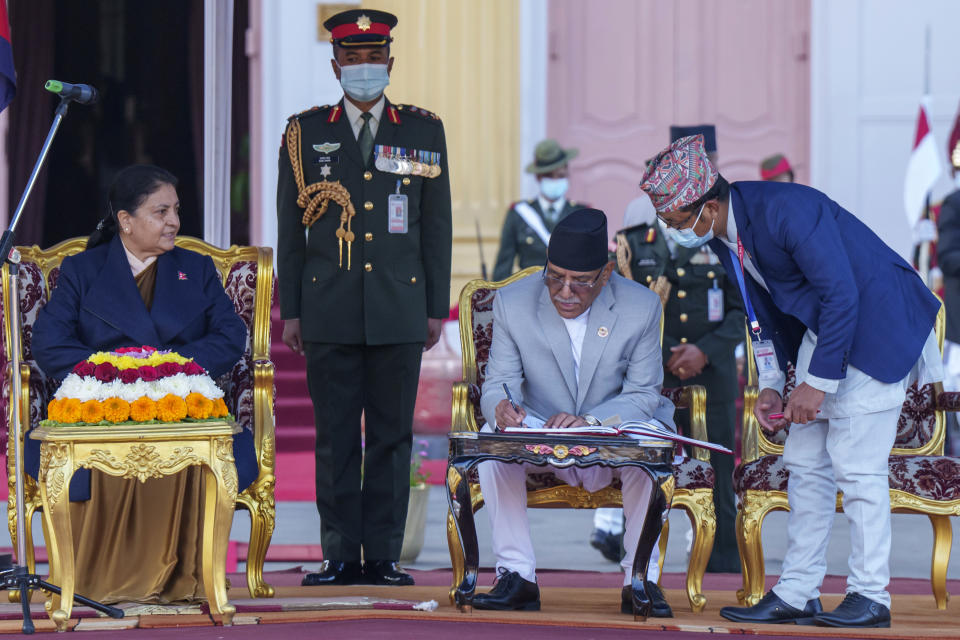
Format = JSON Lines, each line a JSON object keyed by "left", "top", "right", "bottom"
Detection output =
{"left": 363, "top": 560, "right": 415, "bottom": 586}
{"left": 621, "top": 583, "right": 673, "bottom": 617}
{"left": 301, "top": 560, "right": 364, "bottom": 586}
{"left": 472, "top": 569, "right": 541, "bottom": 611}
{"left": 589, "top": 527, "right": 624, "bottom": 563}
{"left": 812, "top": 592, "right": 891, "bottom": 628}
{"left": 719, "top": 591, "right": 823, "bottom": 624}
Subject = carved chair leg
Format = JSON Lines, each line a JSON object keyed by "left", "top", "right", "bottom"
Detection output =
{"left": 929, "top": 514, "right": 952, "bottom": 610}
{"left": 447, "top": 510, "right": 466, "bottom": 605}
{"left": 241, "top": 483, "right": 277, "bottom": 598}
{"left": 736, "top": 492, "right": 786, "bottom": 607}
{"left": 656, "top": 518, "right": 669, "bottom": 585}
{"left": 683, "top": 490, "right": 715, "bottom": 614}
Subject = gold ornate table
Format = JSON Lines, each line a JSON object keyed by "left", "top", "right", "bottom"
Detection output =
{"left": 30, "top": 421, "right": 240, "bottom": 631}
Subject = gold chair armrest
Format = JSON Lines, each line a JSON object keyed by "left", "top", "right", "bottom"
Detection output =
{"left": 680, "top": 385, "right": 710, "bottom": 463}
{"left": 451, "top": 381, "right": 479, "bottom": 432}
{"left": 741, "top": 384, "right": 760, "bottom": 463}
{"left": 252, "top": 359, "right": 276, "bottom": 474}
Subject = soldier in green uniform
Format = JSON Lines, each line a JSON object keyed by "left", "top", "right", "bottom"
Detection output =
{"left": 492, "top": 139, "right": 582, "bottom": 280}
{"left": 596, "top": 126, "right": 744, "bottom": 573}
{"left": 276, "top": 8, "right": 452, "bottom": 587}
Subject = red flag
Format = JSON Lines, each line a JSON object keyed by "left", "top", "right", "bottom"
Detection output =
{"left": 904, "top": 98, "right": 941, "bottom": 225}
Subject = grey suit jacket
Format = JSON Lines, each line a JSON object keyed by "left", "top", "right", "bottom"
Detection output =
{"left": 480, "top": 272, "right": 676, "bottom": 428}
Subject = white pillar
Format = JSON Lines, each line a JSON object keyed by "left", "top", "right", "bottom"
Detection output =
{"left": 203, "top": 0, "right": 234, "bottom": 248}
{"left": 519, "top": 0, "right": 548, "bottom": 200}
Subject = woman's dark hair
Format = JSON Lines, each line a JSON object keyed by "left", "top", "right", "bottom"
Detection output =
{"left": 87, "top": 164, "right": 178, "bottom": 249}
{"left": 679, "top": 173, "right": 730, "bottom": 213}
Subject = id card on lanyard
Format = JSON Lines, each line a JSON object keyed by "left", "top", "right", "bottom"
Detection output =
{"left": 729, "top": 239, "right": 781, "bottom": 387}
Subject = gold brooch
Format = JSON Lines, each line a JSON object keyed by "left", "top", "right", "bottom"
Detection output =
{"left": 356, "top": 14, "right": 372, "bottom": 31}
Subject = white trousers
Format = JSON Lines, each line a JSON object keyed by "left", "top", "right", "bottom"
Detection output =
{"left": 771, "top": 406, "right": 900, "bottom": 610}
{"left": 593, "top": 507, "right": 624, "bottom": 534}
{"left": 478, "top": 460, "right": 660, "bottom": 585}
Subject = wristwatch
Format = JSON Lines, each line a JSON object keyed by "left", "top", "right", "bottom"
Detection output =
{"left": 581, "top": 414, "right": 601, "bottom": 427}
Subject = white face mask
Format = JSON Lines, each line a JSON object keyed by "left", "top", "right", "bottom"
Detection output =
{"left": 539, "top": 177, "right": 569, "bottom": 201}
{"left": 664, "top": 203, "right": 714, "bottom": 248}
{"left": 336, "top": 61, "right": 390, "bottom": 102}
{"left": 954, "top": 171, "right": 960, "bottom": 189}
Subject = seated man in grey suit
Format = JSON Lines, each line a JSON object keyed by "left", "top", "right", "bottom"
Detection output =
{"left": 474, "top": 208, "right": 676, "bottom": 616}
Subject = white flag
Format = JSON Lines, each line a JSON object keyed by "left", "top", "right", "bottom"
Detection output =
{"left": 904, "top": 98, "right": 942, "bottom": 226}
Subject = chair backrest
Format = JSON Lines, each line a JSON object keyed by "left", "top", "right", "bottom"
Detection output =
{"left": 457, "top": 266, "right": 542, "bottom": 430}
{"left": 743, "top": 303, "right": 946, "bottom": 457}
{"left": 1, "top": 236, "right": 276, "bottom": 477}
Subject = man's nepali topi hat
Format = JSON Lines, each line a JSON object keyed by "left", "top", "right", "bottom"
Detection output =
{"left": 324, "top": 9, "right": 397, "bottom": 47}
{"left": 547, "top": 208, "right": 608, "bottom": 272}
{"left": 639, "top": 134, "right": 718, "bottom": 214}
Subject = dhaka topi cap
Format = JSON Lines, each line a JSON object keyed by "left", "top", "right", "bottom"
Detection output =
{"left": 760, "top": 153, "right": 793, "bottom": 180}
{"left": 670, "top": 124, "right": 717, "bottom": 153}
{"left": 324, "top": 9, "right": 397, "bottom": 47}
{"left": 547, "top": 208, "right": 609, "bottom": 272}
{"left": 639, "top": 134, "right": 718, "bottom": 214}
{"left": 525, "top": 139, "right": 579, "bottom": 174}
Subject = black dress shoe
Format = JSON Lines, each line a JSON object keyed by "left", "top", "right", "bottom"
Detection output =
{"left": 589, "top": 528, "right": 624, "bottom": 563}
{"left": 301, "top": 560, "right": 364, "bottom": 586}
{"left": 472, "top": 569, "right": 540, "bottom": 611}
{"left": 621, "top": 583, "right": 673, "bottom": 617}
{"left": 363, "top": 560, "right": 415, "bottom": 586}
{"left": 719, "top": 591, "right": 823, "bottom": 624}
{"left": 812, "top": 592, "right": 890, "bottom": 628}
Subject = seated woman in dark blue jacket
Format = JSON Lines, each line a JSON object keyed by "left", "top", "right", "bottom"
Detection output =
{"left": 30, "top": 164, "right": 256, "bottom": 603}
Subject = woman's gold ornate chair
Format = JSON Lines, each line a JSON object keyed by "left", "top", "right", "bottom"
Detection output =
{"left": 447, "top": 266, "right": 717, "bottom": 613}
{"left": 734, "top": 306, "right": 960, "bottom": 609}
{"left": 0, "top": 236, "right": 277, "bottom": 599}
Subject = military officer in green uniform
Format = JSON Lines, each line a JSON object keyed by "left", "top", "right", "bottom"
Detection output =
{"left": 276, "top": 8, "right": 452, "bottom": 587}
{"left": 492, "top": 139, "right": 582, "bottom": 280}
{"left": 607, "top": 125, "right": 744, "bottom": 573}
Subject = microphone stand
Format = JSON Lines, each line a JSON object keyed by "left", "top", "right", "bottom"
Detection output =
{"left": 0, "top": 96, "right": 122, "bottom": 634}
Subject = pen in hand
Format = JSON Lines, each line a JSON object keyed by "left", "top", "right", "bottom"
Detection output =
{"left": 502, "top": 383, "right": 520, "bottom": 412}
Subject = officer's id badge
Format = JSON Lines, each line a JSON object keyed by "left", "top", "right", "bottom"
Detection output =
{"left": 313, "top": 142, "right": 341, "bottom": 154}
{"left": 388, "top": 180, "right": 408, "bottom": 233}
{"left": 707, "top": 281, "right": 723, "bottom": 322}
{"left": 753, "top": 340, "right": 781, "bottom": 387}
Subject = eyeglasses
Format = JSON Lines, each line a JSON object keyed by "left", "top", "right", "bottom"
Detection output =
{"left": 542, "top": 268, "right": 603, "bottom": 292}
{"left": 656, "top": 209, "right": 696, "bottom": 230}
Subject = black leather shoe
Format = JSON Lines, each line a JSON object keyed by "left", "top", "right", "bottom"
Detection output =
{"left": 621, "top": 583, "right": 673, "bottom": 617}
{"left": 301, "top": 560, "right": 364, "bottom": 586}
{"left": 472, "top": 569, "right": 540, "bottom": 611}
{"left": 363, "top": 560, "right": 415, "bottom": 586}
{"left": 589, "top": 528, "right": 624, "bottom": 563}
{"left": 720, "top": 591, "right": 823, "bottom": 624}
{"left": 812, "top": 592, "right": 890, "bottom": 628}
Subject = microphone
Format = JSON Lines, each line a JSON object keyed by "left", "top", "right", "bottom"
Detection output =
{"left": 44, "top": 80, "right": 99, "bottom": 105}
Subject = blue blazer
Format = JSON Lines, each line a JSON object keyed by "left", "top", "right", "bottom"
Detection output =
{"left": 709, "top": 181, "right": 939, "bottom": 384}
{"left": 28, "top": 236, "right": 257, "bottom": 499}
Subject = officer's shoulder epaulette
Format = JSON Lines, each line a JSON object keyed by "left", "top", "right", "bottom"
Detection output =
{"left": 395, "top": 103, "right": 442, "bottom": 122}
{"left": 287, "top": 105, "right": 327, "bottom": 122}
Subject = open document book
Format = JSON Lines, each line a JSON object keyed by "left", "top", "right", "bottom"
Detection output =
{"left": 500, "top": 419, "right": 733, "bottom": 455}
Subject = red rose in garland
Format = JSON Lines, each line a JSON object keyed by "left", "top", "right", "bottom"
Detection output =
{"left": 183, "top": 361, "right": 206, "bottom": 376}
{"left": 93, "top": 362, "right": 118, "bottom": 383}
{"left": 73, "top": 361, "right": 96, "bottom": 377}
{"left": 137, "top": 365, "right": 159, "bottom": 382}
{"left": 156, "top": 362, "right": 182, "bottom": 378}
{"left": 119, "top": 368, "right": 140, "bottom": 384}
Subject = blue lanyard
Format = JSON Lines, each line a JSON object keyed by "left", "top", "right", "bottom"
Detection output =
{"left": 728, "top": 240, "right": 762, "bottom": 341}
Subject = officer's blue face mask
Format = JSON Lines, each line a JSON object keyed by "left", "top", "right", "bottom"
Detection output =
{"left": 539, "top": 177, "right": 569, "bottom": 201}
{"left": 665, "top": 202, "right": 714, "bottom": 248}
{"left": 336, "top": 61, "right": 390, "bottom": 102}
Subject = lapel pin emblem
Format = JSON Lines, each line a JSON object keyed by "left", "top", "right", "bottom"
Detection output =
{"left": 178, "top": 271, "right": 188, "bottom": 281}
{"left": 597, "top": 326, "right": 609, "bottom": 338}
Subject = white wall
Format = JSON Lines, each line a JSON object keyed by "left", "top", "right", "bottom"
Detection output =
{"left": 811, "top": 0, "right": 960, "bottom": 259}
{"left": 519, "top": 0, "right": 548, "bottom": 201}
{"left": 256, "top": 0, "right": 358, "bottom": 255}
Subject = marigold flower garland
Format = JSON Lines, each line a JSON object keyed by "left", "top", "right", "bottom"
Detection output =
{"left": 45, "top": 347, "right": 232, "bottom": 426}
